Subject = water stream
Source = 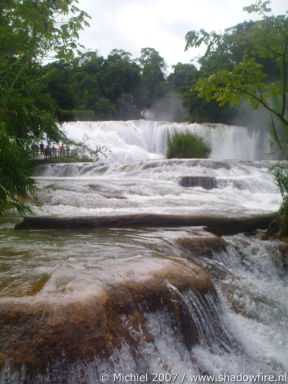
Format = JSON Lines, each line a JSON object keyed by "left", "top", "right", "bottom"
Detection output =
{"left": 61, "top": 120, "right": 275, "bottom": 162}
{"left": 0, "top": 121, "right": 287, "bottom": 383}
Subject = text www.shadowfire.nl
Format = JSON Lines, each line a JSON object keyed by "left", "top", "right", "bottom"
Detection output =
{"left": 99, "top": 372, "right": 288, "bottom": 383}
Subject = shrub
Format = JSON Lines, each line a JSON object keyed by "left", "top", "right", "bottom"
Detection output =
{"left": 271, "top": 164, "right": 288, "bottom": 236}
{"left": 270, "top": 118, "right": 288, "bottom": 237}
{"left": 166, "top": 132, "right": 210, "bottom": 159}
{"left": 0, "top": 128, "right": 38, "bottom": 215}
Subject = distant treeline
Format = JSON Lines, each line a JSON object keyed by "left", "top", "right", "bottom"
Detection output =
{"left": 43, "top": 47, "right": 234, "bottom": 123}
{"left": 42, "top": 21, "right": 281, "bottom": 124}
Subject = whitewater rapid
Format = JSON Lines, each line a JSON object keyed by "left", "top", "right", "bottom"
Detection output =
{"left": 34, "top": 158, "right": 281, "bottom": 218}
{"left": 61, "top": 120, "right": 275, "bottom": 162}
{"left": 1, "top": 120, "right": 287, "bottom": 383}
{"left": 29, "top": 119, "right": 281, "bottom": 218}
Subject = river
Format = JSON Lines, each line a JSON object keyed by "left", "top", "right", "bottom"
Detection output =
{"left": 0, "top": 120, "right": 287, "bottom": 383}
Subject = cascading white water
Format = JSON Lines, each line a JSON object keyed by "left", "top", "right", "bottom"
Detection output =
{"left": 32, "top": 120, "right": 282, "bottom": 217}
{"left": 1, "top": 120, "right": 287, "bottom": 383}
{"left": 61, "top": 120, "right": 274, "bottom": 162}
{"left": 1, "top": 224, "right": 287, "bottom": 381}
{"left": 34, "top": 159, "right": 281, "bottom": 217}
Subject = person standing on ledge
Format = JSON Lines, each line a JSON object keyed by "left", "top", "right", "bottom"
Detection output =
{"left": 60, "top": 143, "right": 65, "bottom": 157}
{"left": 52, "top": 144, "right": 56, "bottom": 157}
{"left": 40, "top": 142, "right": 44, "bottom": 155}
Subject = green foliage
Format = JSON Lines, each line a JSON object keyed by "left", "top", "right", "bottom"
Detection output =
{"left": 185, "top": 1, "right": 288, "bottom": 235}
{"left": 196, "top": 59, "right": 267, "bottom": 108}
{"left": 272, "top": 165, "right": 288, "bottom": 198}
{"left": 64, "top": 50, "right": 142, "bottom": 120}
{"left": 243, "top": 0, "right": 272, "bottom": 15}
{"left": 278, "top": 197, "right": 288, "bottom": 237}
{"left": 0, "top": 0, "right": 89, "bottom": 140}
{"left": 44, "top": 61, "right": 76, "bottom": 122}
{"left": 45, "top": 47, "right": 168, "bottom": 120}
{"left": 271, "top": 164, "right": 288, "bottom": 235}
{"left": 102, "top": 51, "right": 141, "bottom": 105}
{"left": 0, "top": 0, "right": 89, "bottom": 215}
{"left": 42, "top": 45, "right": 241, "bottom": 124}
{"left": 138, "top": 48, "right": 167, "bottom": 108}
{"left": 184, "top": 89, "right": 236, "bottom": 123}
{"left": 138, "top": 48, "right": 166, "bottom": 70}
{"left": 185, "top": 1, "right": 288, "bottom": 129}
{"left": 168, "top": 63, "right": 198, "bottom": 95}
{"left": 43, "top": 45, "right": 238, "bottom": 123}
{"left": 0, "top": 127, "right": 38, "bottom": 215}
{"left": 166, "top": 132, "right": 210, "bottom": 159}
{"left": 167, "top": 62, "right": 236, "bottom": 123}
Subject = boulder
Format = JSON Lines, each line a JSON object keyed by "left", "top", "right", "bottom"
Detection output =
{"left": 176, "top": 234, "right": 226, "bottom": 257}
{"left": 0, "top": 261, "right": 214, "bottom": 379}
{"left": 178, "top": 176, "right": 217, "bottom": 189}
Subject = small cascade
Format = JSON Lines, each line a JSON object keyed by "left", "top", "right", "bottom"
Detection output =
{"left": 0, "top": 259, "right": 221, "bottom": 383}
{"left": 0, "top": 220, "right": 287, "bottom": 382}
{"left": 167, "top": 284, "right": 234, "bottom": 352}
{"left": 183, "top": 232, "right": 288, "bottom": 375}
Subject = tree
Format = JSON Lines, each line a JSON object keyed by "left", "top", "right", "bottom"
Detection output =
{"left": 67, "top": 49, "right": 142, "bottom": 120}
{"left": 44, "top": 61, "right": 76, "bottom": 123}
{"left": 0, "top": 126, "right": 37, "bottom": 216}
{"left": 138, "top": 48, "right": 167, "bottom": 107}
{"left": 185, "top": 1, "right": 288, "bottom": 132}
{"left": 168, "top": 63, "right": 236, "bottom": 123}
{"left": 70, "top": 51, "right": 109, "bottom": 119}
{"left": 102, "top": 49, "right": 141, "bottom": 117}
{"left": 185, "top": 0, "right": 288, "bottom": 235}
{"left": 168, "top": 63, "right": 198, "bottom": 94}
{"left": 0, "top": 0, "right": 89, "bottom": 215}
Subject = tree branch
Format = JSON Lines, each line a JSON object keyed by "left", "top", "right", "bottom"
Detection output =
{"left": 229, "top": 84, "right": 288, "bottom": 127}
{"left": 281, "top": 36, "right": 288, "bottom": 118}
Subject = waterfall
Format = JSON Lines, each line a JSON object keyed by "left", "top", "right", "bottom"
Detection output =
{"left": 167, "top": 284, "right": 234, "bottom": 351}
{"left": 1, "top": 120, "right": 287, "bottom": 383}
{"left": 61, "top": 120, "right": 274, "bottom": 162}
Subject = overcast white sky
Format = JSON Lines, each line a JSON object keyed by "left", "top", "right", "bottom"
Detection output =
{"left": 76, "top": 0, "right": 287, "bottom": 69}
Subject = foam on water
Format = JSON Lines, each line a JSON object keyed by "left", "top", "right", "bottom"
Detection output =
{"left": 0, "top": 224, "right": 287, "bottom": 381}
{"left": 32, "top": 121, "right": 281, "bottom": 217}
{"left": 1, "top": 120, "right": 287, "bottom": 382}
{"left": 61, "top": 120, "right": 274, "bottom": 162}
{"left": 189, "top": 233, "right": 288, "bottom": 375}
{"left": 34, "top": 159, "right": 281, "bottom": 217}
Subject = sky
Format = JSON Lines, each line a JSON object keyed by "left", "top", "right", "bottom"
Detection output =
{"left": 76, "top": 0, "right": 287, "bottom": 69}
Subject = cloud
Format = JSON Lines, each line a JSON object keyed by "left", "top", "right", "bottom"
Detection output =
{"left": 77, "top": 0, "right": 288, "bottom": 67}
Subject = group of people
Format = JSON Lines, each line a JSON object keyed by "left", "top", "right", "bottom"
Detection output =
{"left": 33, "top": 143, "right": 71, "bottom": 158}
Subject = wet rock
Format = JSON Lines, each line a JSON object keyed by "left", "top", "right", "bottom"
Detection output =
{"left": 0, "top": 262, "right": 214, "bottom": 379}
{"left": 178, "top": 176, "right": 217, "bottom": 189}
{"left": 278, "top": 243, "right": 288, "bottom": 270}
{"left": 176, "top": 234, "right": 226, "bottom": 258}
